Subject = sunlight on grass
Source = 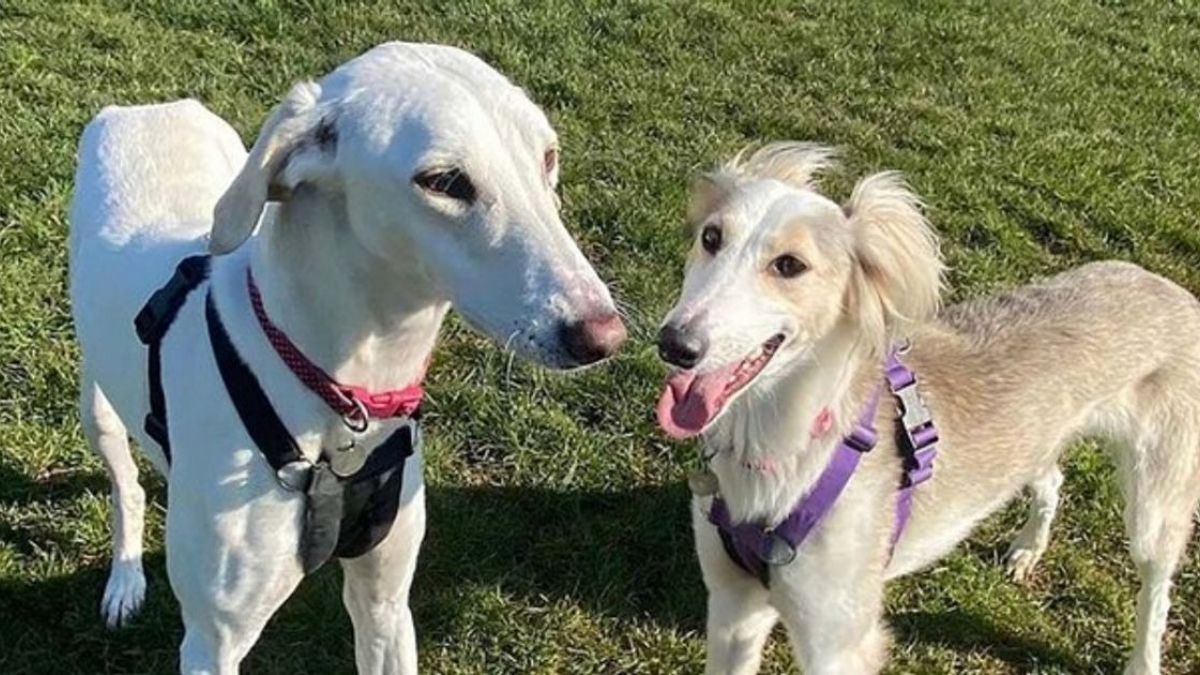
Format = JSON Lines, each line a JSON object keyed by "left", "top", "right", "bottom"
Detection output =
{"left": 3, "top": 0, "right": 1200, "bottom": 672}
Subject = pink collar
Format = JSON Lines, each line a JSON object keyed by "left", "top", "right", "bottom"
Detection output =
{"left": 246, "top": 269, "right": 425, "bottom": 429}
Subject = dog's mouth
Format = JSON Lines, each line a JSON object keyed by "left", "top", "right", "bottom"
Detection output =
{"left": 656, "top": 333, "right": 785, "bottom": 439}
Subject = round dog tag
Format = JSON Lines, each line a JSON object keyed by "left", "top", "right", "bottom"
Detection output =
{"left": 762, "top": 532, "right": 797, "bottom": 566}
{"left": 688, "top": 470, "right": 719, "bottom": 496}
{"left": 328, "top": 438, "right": 369, "bottom": 478}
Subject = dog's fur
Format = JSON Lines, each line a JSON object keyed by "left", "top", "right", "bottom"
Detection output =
{"left": 657, "top": 143, "right": 1200, "bottom": 674}
{"left": 70, "top": 42, "right": 620, "bottom": 673}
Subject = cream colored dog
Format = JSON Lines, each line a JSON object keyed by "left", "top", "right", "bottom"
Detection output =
{"left": 655, "top": 143, "right": 1200, "bottom": 674}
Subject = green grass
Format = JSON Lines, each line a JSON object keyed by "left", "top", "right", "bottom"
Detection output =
{"left": 3, "top": 0, "right": 1200, "bottom": 672}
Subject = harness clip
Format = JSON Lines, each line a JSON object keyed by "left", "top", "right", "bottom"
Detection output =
{"left": 894, "top": 383, "right": 932, "bottom": 435}
{"left": 276, "top": 460, "right": 314, "bottom": 492}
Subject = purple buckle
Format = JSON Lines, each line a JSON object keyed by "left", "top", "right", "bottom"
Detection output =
{"left": 885, "top": 362, "right": 916, "bottom": 390}
{"left": 845, "top": 424, "right": 878, "bottom": 453}
{"left": 901, "top": 445, "right": 937, "bottom": 488}
{"left": 908, "top": 423, "right": 938, "bottom": 449}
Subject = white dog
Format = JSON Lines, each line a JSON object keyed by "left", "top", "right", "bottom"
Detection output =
{"left": 70, "top": 42, "right": 624, "bottom": 674}
{"left": 655, "top": 143, "right": 1200, "bottom": 674}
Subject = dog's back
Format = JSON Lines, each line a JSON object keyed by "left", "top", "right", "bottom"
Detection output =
{"left": 70, "top": 99, "right": 246, "bottom": 456}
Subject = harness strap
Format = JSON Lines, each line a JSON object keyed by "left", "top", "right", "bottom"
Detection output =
{"left": 134, "top": 255, "right": 211, "bottom": 460}
{"left": 708, "top": 388, "right": 882, "bottom": 583}
{"left": 205, "top": 291, "right": 306, "bottom": 475}
{"left": 205, "top": 290, "right": 416, "bottom": 573}
{"left": 884, "top": 352, "right": 938, "bottom": 544}
{"left": 708, "top": 348, "right": 938, "bottom": 585}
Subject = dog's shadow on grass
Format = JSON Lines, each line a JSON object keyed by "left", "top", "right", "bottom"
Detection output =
{"left": 0, "top": 455, "right": 111, "bottom": 505}
{"left": 891, "top": 609, "right": 1088, "bottom": 673}
{"left": 416, "top": 483, "right": 1092, "bottom": 673}
{"left": 415, "top": 482, "right": 705, "bottom": 632}
{"left": 0, "top": 480, "right": 1099, "bottom": 673}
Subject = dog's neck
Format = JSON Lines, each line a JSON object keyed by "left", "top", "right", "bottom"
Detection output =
{"left": 246, "top": 187, "right": 448, "bottom": 392}
{"left": 706, "top": 323, "right": 881, "bottom": 523}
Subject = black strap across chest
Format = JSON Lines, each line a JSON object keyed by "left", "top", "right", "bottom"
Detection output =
{"left": 135, "top": 255, "right": 211, "bottom": 460}
{"left": 135, "top": 255, "right": 415, "bottom": 573}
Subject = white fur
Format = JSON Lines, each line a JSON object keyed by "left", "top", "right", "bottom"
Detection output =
{"left": 663, "top": 143, "right": 1200, "bottom": 674}
{"left": 70, "top": 42, "right": 618, "bottom": 673}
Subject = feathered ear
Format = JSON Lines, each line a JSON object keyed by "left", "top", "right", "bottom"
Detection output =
{"left": 209, "top": 81, "right": 336, "bottom": 255}
{"left": 686, "top": 173, "right": 734, "bottom": 228}
{"left": 843, "top": 172, "right": 944, "bottom": 345}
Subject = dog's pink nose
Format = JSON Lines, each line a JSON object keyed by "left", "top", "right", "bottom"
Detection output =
{"left": 560, "top": 312, "right": 627, "bottom": 366}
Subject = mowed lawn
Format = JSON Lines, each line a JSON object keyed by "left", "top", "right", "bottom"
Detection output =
{"left": 4, "top": 0, "right": 1200, "bottom": 672}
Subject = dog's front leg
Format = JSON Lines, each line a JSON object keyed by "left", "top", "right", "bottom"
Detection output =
{"left": 167, "top": 482, "right": 307, "bottom": 675}
{"left": 340, "top": 457, "right": 427, "bottom": 675}
{"left": 775, "top": 569, "right": 889, "bottom": 675}
{"left": 705, "top": 584, "right": 778, "bottom": 675}
{"left": 694, "top": 499, "right": 779, "bottom": 675}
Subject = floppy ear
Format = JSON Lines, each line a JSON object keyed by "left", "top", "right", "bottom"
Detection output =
{"left": 843, "top": 172, "right": 944, "bottom": 344}
{"left": 686, "top": 173, "right": 734, "bottom": 229}
{"left": 209, "top": 81, "right": 336, "bottom": 255}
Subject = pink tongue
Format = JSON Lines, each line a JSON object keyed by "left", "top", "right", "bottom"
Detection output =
{"left": 656, "top": 364, "right": 739, "bottom": 439}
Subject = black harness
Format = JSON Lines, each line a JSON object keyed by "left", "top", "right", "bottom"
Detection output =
{"left": 135, "top": 255, "right": 415, "bottom": 573}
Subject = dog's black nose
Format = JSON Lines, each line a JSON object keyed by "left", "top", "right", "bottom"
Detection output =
{"left": 657, "top": 323, "right": 706, "bottom": 369}
{"left": 560, "top": 312, "right": 627, "bottom": 366}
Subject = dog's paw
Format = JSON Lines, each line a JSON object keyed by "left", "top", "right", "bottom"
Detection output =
{"left": 1003, "top": 545, "right": 1042, "bottom": 583}
{"left": 101, "top": 558, "right": 146, "bottom": 628}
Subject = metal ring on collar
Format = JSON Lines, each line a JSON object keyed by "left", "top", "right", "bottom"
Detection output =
{"left": 762, "top": 530, "right": 798, "bottom": 566}
{"left": 341, "top": 397, "right": 369, "bottom": 433}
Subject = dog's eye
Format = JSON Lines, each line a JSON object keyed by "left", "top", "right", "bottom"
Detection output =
{"left": 771, "top": 255, "right": 807, "bottom": 278}
{"left": 414, "top": 168, "right": 477, "bottom": 202}
{"left": 701, "top": 225, "right": 722, "bottom": 254}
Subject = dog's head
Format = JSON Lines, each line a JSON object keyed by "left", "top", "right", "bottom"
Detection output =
{"left": 655, "top": 143, "right": 944, "bottom": 438}
{"left": 209, "top": 42, "right": 624, "bottom": 369}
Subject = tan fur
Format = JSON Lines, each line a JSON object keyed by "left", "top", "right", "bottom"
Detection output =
{"left": 667, "top": 144, "right": 1200, "bottom": 675}
{"left": 843, "top": 171, "right": 944, "bottom": 351}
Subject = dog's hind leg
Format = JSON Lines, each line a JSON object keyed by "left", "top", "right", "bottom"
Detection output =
{"left": 340, "top": 456, "right": 427, "bottom": 675}
{"left": 1123, "top": 461, "right": 1197, "bottom": 675}
{"left": 81, "top": 372, "right": 147, "bottom": 628}
{"left": 1004, "top": 463, "right": 1064, "bottom": 583}
{"left": 1114, "top": 370, "right": 1200, "bottom": 675}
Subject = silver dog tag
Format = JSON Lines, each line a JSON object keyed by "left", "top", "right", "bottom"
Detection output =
{"left": 328, "top": 437, "right": 369, "bottom": 477}
{"left": 688, "top": 469, "right": 719, "bottom": 496}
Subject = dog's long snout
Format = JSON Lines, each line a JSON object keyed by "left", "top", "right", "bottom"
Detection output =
{"left": 560, "top": 312, "right": 627, "bottom": 366}
{"left": 657, "top": 323, "right": 707, "bottom": 369}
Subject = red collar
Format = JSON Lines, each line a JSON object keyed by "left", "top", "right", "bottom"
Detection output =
{"left": 246, "top": 269, "right": 425, "bottom": 429}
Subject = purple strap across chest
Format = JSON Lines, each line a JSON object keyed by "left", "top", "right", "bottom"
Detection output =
{"left": 708, "top": 351, "right": 938, "bottom": 583}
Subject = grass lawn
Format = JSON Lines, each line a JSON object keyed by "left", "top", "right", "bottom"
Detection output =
{"left": 4, "top": 0, "right": 1200, "bottom": 672}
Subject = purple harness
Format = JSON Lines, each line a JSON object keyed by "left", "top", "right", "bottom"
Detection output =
{"left": 708, "top": 351, "right": 938, "bottom": 584}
